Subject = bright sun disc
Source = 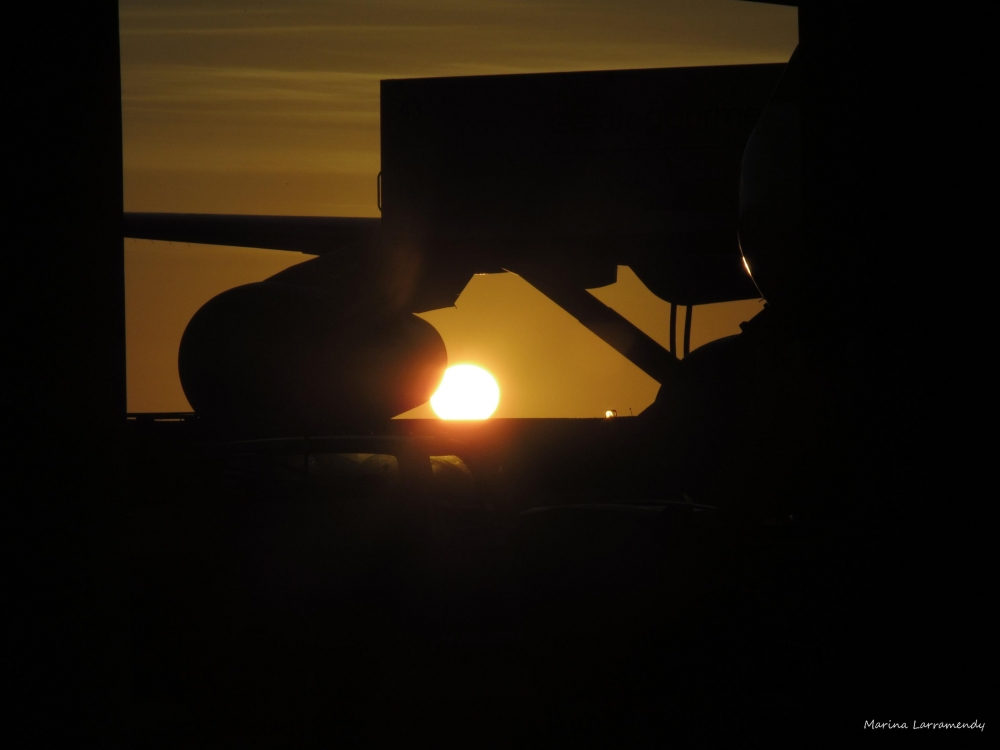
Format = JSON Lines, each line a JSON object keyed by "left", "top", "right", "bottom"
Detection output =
{"left": 430, "top": 365, "right": 500, "bottom": 420}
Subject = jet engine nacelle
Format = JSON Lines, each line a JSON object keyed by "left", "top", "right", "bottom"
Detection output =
{"left": 178, "top": 281, "right": 447, "bottom": 433}
{"left": 738, "top": 46, "right": 805, "bottom": 312}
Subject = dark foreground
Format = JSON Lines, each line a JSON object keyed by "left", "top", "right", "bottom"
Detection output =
{"left": 127, "top": 415, "right": 818, "bottom": 745}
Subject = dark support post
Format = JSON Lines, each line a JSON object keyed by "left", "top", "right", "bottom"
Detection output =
{"left": 683, "top": 305, "right": 693, "bottom": 357}
{"left": 516, "top": 266, "right": 680, "bottom": 385}
{"left": 669, "top": 302, "right": 677, "bottom": 355}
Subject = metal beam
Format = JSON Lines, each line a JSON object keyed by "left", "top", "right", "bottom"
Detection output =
{"left": 514, "top": 266, "right": 680, "bottom": 386}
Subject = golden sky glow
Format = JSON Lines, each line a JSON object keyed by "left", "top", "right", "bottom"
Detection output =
{"left": 121, "top": 0, "right": 795, "bottom": 416}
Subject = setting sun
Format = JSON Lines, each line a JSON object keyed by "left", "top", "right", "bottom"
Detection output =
{"left": 430, "top": 365, "right": 500, "bottom": 420}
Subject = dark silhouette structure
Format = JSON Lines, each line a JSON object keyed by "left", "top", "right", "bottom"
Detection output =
{"left": 111, "top": 1, "right": 991, "bottom": 744}
{"left": 124, "top": 63, "right": 782, "bottom": 431}
{"left": 14, "top": 2, "right": 126, "bottom": 746}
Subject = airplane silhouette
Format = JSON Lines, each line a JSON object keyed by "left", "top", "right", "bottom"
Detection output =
{"left": 25, "top": 1, "right": 990, "bottom": 742}
{"left": 124, "top": 62, "right": 787, "bottom": 435}
{"left": 121, "top": 55, "right": 809, "bottom": 736}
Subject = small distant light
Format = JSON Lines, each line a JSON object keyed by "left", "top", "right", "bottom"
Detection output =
{"left": 742, "top": 256, "right": 752, "bottom": 275}
{"left": 605, "top": 409, "right": 617, "bottom": 419}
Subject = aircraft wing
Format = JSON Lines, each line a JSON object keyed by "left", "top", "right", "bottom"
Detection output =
{"left": 123, "top": 213, "right": 381, "bottom": 255}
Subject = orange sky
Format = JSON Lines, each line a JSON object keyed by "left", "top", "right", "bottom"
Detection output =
{"left": 121, "top": 0, "right": 796, "bottom": 416}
